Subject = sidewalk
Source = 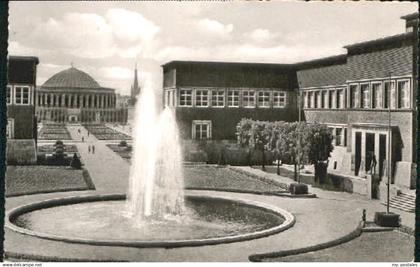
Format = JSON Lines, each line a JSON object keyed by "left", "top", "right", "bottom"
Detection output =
{"left": 232, "top": 166, "right": 415, "bottom": 229}
{"left": 66, "top": 125, "right": 130, "bottom": 193}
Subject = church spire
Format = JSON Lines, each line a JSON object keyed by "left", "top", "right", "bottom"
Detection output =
{"left": 130, "top": 62, "right": 141, "bottom": 105}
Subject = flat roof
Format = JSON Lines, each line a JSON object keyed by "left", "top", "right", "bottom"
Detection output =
{"left": 162, "top": 60, "right": 295, "bottom": 69}
{"left": 401, "top": 12, "right": 419, "bottom": 20}
{"left": 8, "top": 55, "right": 39, "bottom": 64}
{"left": 343, "top": 32, "right": 413, "bottom": 50}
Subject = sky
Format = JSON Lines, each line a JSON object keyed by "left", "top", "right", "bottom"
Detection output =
{"left": 8, "top": 1, "right": 417, "bottom": 96}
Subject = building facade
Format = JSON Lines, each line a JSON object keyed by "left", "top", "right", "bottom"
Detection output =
{"left": 297, "top": 13, "right": 418, "bottom": 192}
{"left": 36, "top": 67, "right": 128, "bottom": 124}
{"left": 162, "top": 61, "right": 299, "bottom": 140}
{"left": 6, "top": 56, "right": 39, "bottom": 164}
{"left": 162, "top": 12, "right": 418, "bottom": 196}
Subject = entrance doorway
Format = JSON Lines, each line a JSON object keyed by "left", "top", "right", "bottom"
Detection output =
{"left": 355, "top": 132, "right": 361, "bottom": 176}
{"left": 69, "top": 115, "right": 78, "bottom": 123}
{"left": 379, "top": 134, "right": 386, "bottom": 179}
{"left": 365, "top": 133, "right": 375, "bottom": 173}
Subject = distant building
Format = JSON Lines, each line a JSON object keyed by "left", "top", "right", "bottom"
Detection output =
{"left": 162, "top": 61, "right": 299, "bottom": 140}
{"left": 116, "top": 93, "right": 131, "bottom": 108}
{"left": 6, "top": 56, "right": 39, "bottom": 164}
{"left": 129, "top": 63, "right": 141, "bottom": 105}
{"left": 36, "top": 66, "right": 128, "bottom": 124}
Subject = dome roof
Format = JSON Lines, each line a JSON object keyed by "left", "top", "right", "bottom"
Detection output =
{"left": 41, "top": 67, "right": 101, "bottom": 89}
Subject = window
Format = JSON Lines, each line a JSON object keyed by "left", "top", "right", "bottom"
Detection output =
{"left": 242, "top": 90, "right": 256, "bottom": 108}
{"left": 273, "top": 91, "right": 286, "bottom": 108}
{"left": 309, "top": 91, "right": 314, "bottom": 108}
{"left": 314, "top": 91, "right": 319, "bottom": 108}
{"left": 15, "top": 86, "right": 30, "bottom": 105}
{"left": 179, "top": 89, "right": 193, "bottom": 107}
{"left": 349, "top": 84, "right": 358, "bottom": 108}
{"left": 192, "top": 120, "right": 211, "bottom": 140}
{"left": 227, "top": 90, "right": 240, "bottom": 107}
{"left": 321, "top": 91, "right": 328, "bottom": 109}
{"left": 258, "top": 91, "right": 270, "bottom": 108}
{"left": 6, "top": 85, "right": 11, "bottom": 104}
{"left": 336, "top": 128, "right": 343, "bottom": 146}
{"left": 383, "top": 81, "right": 395, "bottom": 109}
{"left": 329, "top": 90, "right": 334, "bottom": 108}
{"left": 336, "top": 89, "right": 344, "bottom": 109}
{"left": 195, "top": 89, "right": 209, "bottom": 107}
{"left": 360, "top": 84, "right": 370, "bottom": 108}
{"left": 371, "top": 82, "right": 382, "bottom": 109}
{"left": 211, "top": 90, "right": 225, "bottom": 107}
{"left": 164, "top": 90, "right": 170, "bottom": 107}
{"left": 397, "top": 80, "right": 410, "bottom": 109}
{"left": 6, "top": 119, "right": 14, "bottom": 139}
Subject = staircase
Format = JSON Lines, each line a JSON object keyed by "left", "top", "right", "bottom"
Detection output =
{"left": 382, "top": 192, "right": 415, "bottom": 213}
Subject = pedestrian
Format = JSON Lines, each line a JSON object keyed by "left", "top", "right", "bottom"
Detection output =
{"left": 92, "top": 145, "right": 95, "bottom": 154}
{"left": 88, "top": 145, "right": 91, "bottom": 153}
{"left": 87, "top": 131, "right": 90, "bottom": 137}
{"left": 82, "top": 136, "right": 84, "bottom": 142}
{"left": 370, "top": 152, "right": 377, "bottom": 175}
{"left": 78, "top": 129, "right": 81, "bottom": 134}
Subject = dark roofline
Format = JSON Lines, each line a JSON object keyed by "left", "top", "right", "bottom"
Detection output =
{"left": 161, "top": 60, "right": 296, "bottom": 69}
{"left": 343, "top": 32, "right": 413, "bottom": 50}
{"left": 8, "top": 55, "right": 39, "bottom": 65}
{"left": 401, "top": 12, "right": 419, "bottom": 20}
{"left": 295, "top": 54, "right": 347, "bottom": 70}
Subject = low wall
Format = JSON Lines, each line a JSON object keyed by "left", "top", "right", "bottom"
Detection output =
{"left": 262, "top": 165, "right": 368, "bottom": 196}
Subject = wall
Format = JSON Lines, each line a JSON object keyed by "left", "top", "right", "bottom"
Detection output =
{"left": 7, "top": 105, "right": 35, "bottom": 139}
{"left": 176, "top": 104, "right": 298, "bottom": 140}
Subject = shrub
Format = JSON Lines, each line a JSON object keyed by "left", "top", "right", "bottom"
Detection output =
{"left": 119, "top": 140, "right": 127, "bottom": 147}
{"left": 70, "top": 153, "right": 82, "bottom": 169}
{"left": 289, "top": 183, "right": 308, "bottom": 195}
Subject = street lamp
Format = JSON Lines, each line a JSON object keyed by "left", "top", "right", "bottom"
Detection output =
{"left": 297, "top": 83, "right": 302, "bottom": 183}
{"left": 387, "top": 72, "right": 392, "bottom": 214}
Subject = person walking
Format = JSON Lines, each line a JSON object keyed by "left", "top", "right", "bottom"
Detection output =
{"left": 370, "top": 153, "right": 377, "bottom": 175}
{"left": 92, "top": 145, "right": 95, "bottom": 154}
{"left": 82, "top": 136, "right": 84, "bottom": 142}
{"left": 88, "top": 145, "right": 91, "bottom": 153}
{"left": 87, "top": 131, "right": 90, "bottom": 137}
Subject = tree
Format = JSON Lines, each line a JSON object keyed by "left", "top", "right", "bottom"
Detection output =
{"left": 236, "top": 119, "right": 272, "bottom": 170}
{"left": 306, "top": 123, "right": 334, "bottom": 183}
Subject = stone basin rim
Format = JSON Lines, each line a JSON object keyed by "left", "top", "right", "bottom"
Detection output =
{"left": 6, "top": 192, "right": 295, "bottom": 248}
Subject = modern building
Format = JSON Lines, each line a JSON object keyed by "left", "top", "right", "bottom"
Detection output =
{"left": 36, "top": 66, "right": 128, "bottom": 124}
{"left": 162, "top": 61, "right": 299, "bottom": 140}
{"left": 162, "top": 12, "right": 418, "bottom": 198}
{"left": 6, "top": 56, "right": 39, "bottom": 164}
{"left": 297, "top": 12, "right": 418, "bottom": 194}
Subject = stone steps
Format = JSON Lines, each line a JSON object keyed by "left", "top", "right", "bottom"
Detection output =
{"left": 381, "top": 192, "right": 415, "bottom": 213}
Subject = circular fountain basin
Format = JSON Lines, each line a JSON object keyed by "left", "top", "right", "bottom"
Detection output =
{"left": 6, "top": 193, "right": 295, "bottom": 248}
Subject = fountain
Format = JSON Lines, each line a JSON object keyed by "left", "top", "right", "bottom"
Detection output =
{"left": 126, "top": 85, "right": 185, "bottom": 222}
{"left": 6, "top": 80, "right": 295, "bottom": 249}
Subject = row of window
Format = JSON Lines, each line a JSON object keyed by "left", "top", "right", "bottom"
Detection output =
{"left": 164, "top": 89, "right": 287, "bottom": 108}
{"left": 303, "top": 78, "right": 411, "bottom": 110}
{"left": 6, "top": 85, "right": 31, "bottom": 105}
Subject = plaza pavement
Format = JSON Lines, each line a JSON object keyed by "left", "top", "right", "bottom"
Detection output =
{"left": 3, "top": 124, "right": 415, "bottom": 261}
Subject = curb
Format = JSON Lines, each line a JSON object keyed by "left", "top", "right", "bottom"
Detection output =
{"left": 248, "top": 221, "right": 364, "bottom": 262}
{"left": 6, "top": 193, "right": 295, "bottom": 249}
{"left": 185, "top": 188, "right": 316, "bottom": 198}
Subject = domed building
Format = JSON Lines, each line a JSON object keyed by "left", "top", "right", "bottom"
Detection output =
{"left": 36, "top": 66, "right": 128, "bottom": 124}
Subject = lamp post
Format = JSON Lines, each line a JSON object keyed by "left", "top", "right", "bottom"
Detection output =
{"left": 297, "top": 84, "right": 302, "bottom": 183}
{"left": 387, "top": 72, "right": 392, "bottom": 214}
